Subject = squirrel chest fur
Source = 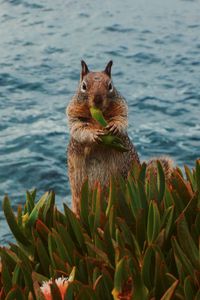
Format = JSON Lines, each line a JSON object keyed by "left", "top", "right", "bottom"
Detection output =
{"left": 66, "top": 61, "right": 140, "bottom": 215}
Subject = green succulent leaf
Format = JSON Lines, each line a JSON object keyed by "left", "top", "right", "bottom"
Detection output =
{"left": 36, "top": 219, "right": 51, "bottom": 241}
{"left": 160, "top": 279, "right": 179, "bottom": 300}
{"left": 27, "top": 191, "right": 49, "bottom": 226}
{"left": 141, "top": 246, "right": 155, "bottom": 289}
{"left": 161, "top": 205, "right": 174, "bottom": 240}
{"left": 147, "top": 200, "right": 161, "bottom": 244}
{"left": 157, "top": 160, "right": 166, "bottom": 202}
{"left": 112, "top": 257, "right": 127, "bottom": 299}
{"left": 184, "top": 276, "right": 196, "bottom": 300}
{"left": 64, "top": 204, "right": 86, "bottom": 253}
{"left": 184, "top": 165, "right": 195, "bottom": 190}
{"left": 93, "top": 184, "right": 101, "bottom": 233}
{"left": 176, "top": 214, "right": 199, "bottom": 268}
{"left": 196, "top": 160, "right": 200, "bottom": 193}
{"left": 1, "top": 262, "right": 12, "bottom": 295}
{"left": 36, "top": 237, "right": 51, "bottom": 276}
{"left": 3, "top": 195, "right": 30, "bottom": 246}
{"left": 171, "top": 237, "right": 194, "bottom": 277}
{"left": 26, "top": 190, "right": 35, "bottom": 214}
{"left": 5, "top": 286, "right": 25, "bottom": 300}
{"left": 12, "top": 264, "right": 21, "bottom": 286}
{"left": 106, "top": 177, "right": 116, "bottom": 217}
{"left": 80, "top": 180, "right": 90, "bottom": 230}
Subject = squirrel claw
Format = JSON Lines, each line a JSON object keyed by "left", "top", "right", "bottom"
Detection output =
{"left": 106, "top": 124, "right": 120, "bottom": 135}
{"left": 92, "top": 130, "right": 105, "bottom": 143}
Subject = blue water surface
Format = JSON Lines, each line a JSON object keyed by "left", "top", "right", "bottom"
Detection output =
{"left": 0, "top": 0, "right": 200, "bottom": 243}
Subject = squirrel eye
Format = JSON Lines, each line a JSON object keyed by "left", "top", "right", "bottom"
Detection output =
{"left": 81, "top": 81, "right": 87, "bottom": 92}
{"left": 108, "top": 82, "right": 113, "bottom": 92}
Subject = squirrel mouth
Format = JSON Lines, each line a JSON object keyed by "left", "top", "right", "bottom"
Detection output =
{"left": 89, "top": 95, "right": 108, "bottom": 112}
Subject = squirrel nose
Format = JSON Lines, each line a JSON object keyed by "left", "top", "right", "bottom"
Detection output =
{"left": 94, "top": 94, "right": 103, "bottom": 106}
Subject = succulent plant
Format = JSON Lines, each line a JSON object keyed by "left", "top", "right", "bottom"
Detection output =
{"left": 0, "top": 160, "right": 200, "bottom": 299}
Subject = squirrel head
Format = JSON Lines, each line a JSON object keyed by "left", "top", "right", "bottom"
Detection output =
{"left": 78, "top": 60, "right": 115, "bottom": 111}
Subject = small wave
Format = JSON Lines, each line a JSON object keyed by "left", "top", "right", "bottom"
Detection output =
{"left": 6, "top": 0, "right": 43, "bottom": 9}
{"left": 127, "top": 52, "right": 161, "bottom": 64}
{"left": 105, "top": 24, "right": 135, "bottom": 33}
{"left": 44, "top": 47, "right": 64, "bottom": 55}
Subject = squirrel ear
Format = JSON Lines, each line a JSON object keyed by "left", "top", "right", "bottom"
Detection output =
{"left": 81, "top": 60, "right": 89, "bottom": 80}
{"left": 104, "top": 60, "right": 113, "bottom": 77}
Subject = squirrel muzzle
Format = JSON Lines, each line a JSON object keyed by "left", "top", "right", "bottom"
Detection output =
{"left": 89, "top": 93, "right": 108, "bottom": 111}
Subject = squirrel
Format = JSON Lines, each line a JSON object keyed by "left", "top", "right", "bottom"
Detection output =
{"left": 67, "top": 60, "right": 139, "bottom": 215}
{"left": 66, "top": 61, "right": 173, "bottom": 215}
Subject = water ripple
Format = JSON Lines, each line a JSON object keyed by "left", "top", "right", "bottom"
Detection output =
{"left": 105, "top": 24, "right": 136, "bottom": 33}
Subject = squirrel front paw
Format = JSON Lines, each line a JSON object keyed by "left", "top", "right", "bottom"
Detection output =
{"left": 106, "top": 122, "right": 123, "bottom": 135}
{"left": 90, "top": 129, "right": 105, "bottom": 143}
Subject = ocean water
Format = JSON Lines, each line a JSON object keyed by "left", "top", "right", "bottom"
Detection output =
{"left": 0, "top": 0, "right": 199, "bottom": 243}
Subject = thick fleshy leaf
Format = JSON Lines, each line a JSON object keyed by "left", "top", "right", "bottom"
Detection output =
{"left": 93, "top": 184, "right": 101, "bottom": 233}
{"left": 164, "top": 186, "right": 174, "bottom": 208}
{"left": 36, "top": 219, "right": 50, "bottom": 241}
{"left": 48, "top": 234, "right": 57, "bottom": 269}
{"left": 161, "top": 205, "right": 174, "bottom": 240}
{"left": 157, "top": 160, "right": 166, "bottom": 202}
{"left": 112, "top": 257, "right": 127, "bottom": 299}
{"left": 36, "top": 237, "right": 51, "bottom": 276}
{"left": 127, "top": 179, "right": 140, "bottom": 218}
{"left": 171, "top": 170, "right": 193, "bottom": 205}
{"left": 3, "top": 196, "right": 30, "bottom": 246}
{"left": 64, "top": 281, "right": 82, "bottom": 300}
{"left": 94, "top": 269, "right": 113, "bottom": 300}
{"left": 26, "top": 191, "right": 35, "bottom": 214}
{"left": 64, "top": 204, "right": 86, "bottom": 253}
{"left": 147, "top": 163, "right": 159, "bottom": 201}
{"left": 196, "top": 160, "right": 200, "bottom": 193}
{"left": 194, "top": 290, "right": 200, "bottom": 300}
{"left": 184, "top": 165, "right": 195, "bottom": 191}
{"left": 147, "top": 200, "right": 161, "bottom": 244}
{"left": 106, "top": 177, "right": 116, "bottom": 217}
{"left": 160, "top": 280, "right": 179, "bottom": 300}
{"left": 86, "top": 241, "right": 109, "bottom": 264}
{"left": 108, "top": 205, "right": 116, "bottom": 239}
{"left": 76, "top": 286, "right": 97, "bottom": 300}
{"left": 5, "top": 286, "right": 25, "bottom": 300}
{"left": 27, "top": 192, "right": 49, "bottom": 226}
{"left": 12, "top": 264, "right": 21, "bottom": 285}
{"left": 42, "top": 191, "right": 55, "bottom": 226}
{"left": 176, "top": 214, "right": 199, "bottom": 268}
{"left": 141, "top": 246, "right": 155, "bottom": 289}
{"left": 52, "top": 228, "right": 72, "bottom": 265}
{"left": 56, "top": 223, "right": 74, "bottom": 265}
{"left": 80, "top": 180, "right": 90, "bottom": 231}
{"left": 32, "top": 271, "right": 48, "bottom": 284}
{"left": 172, "top": 237, "right": 194, "bottom": 277}
{"left": 129, "top": 257, "right": 148, "bottom": 300}
{"left": 1, "top": 262, "right": 12, "bottom": 294}
{"left": 184, "top": 276, "right": 196, "bottom": 300}
{"left": 103, "top": 223, "right": 115, "bottom": 266}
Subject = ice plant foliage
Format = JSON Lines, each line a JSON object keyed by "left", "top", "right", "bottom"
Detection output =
{"left": 0, "top": 160, "right": 200, "bottom": 299}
